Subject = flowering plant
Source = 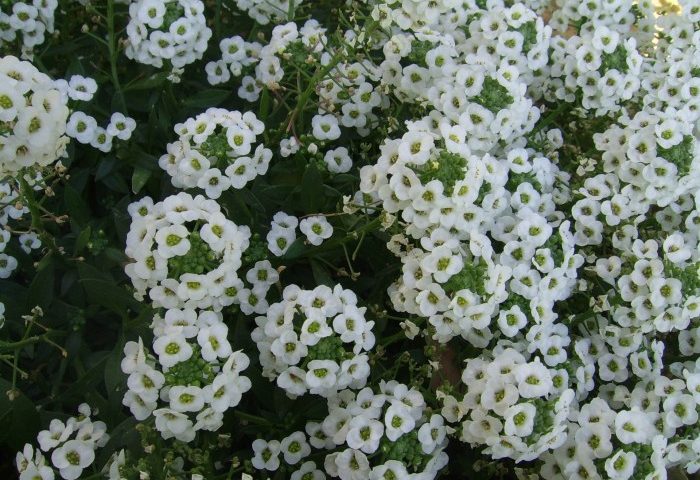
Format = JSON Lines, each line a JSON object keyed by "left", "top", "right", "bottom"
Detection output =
{"left": 2, "top": 0, "right": 700, "bottom": 479}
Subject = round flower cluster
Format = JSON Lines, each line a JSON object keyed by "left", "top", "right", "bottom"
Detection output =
{"left": 121, "top": 312, "right": 251, "bottom": 441}
{"left": 320, "top": 382, "right": 449, "bottom": 480}
{"left": 124, "top": 192, "right": 252, "bottom": 311}
{"left": 360, "top": 125, "right": 578, "bottom": 348}
{"left": 125, "top": 0, "right": 212, "bottom": 76}
{"left": 158, "top": 108, "right": 270, "bottom": 198}
{"left": 0, "top": 55, "right": 69, "bottom": 177}
{"left": 16, "top": 404, "right": 109, "bottom": 480}
{"left": 208, "top": 21, "right": 326, "bottom": 98}
{"left": 453, "top": 348, "right": 574, "bottom": 462}
{"left": 0, "top": 0, "right": 57, "bottom": 54}
{"left": 251, "top": 382, "right": 449, "bottom": 479}
{"left": 374, "top": 6, "right": 546, "bottom": 153}
{"left": 252, "top": 283, "right": 375, "bottom": 398}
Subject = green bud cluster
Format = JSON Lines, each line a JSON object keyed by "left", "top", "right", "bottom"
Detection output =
{"left": 406, "top": 40, "right": 435, "bottom": 69}
{"left": 164, "top": 346, "right": 215, "bottom": 387}
{"left": 600, "top": 45, "right": 630, "bottom": 74}
{"left": 664, "top": 260, "right": 700, "bottom": 296}
{"left": 167, "top": 231, "right": 218, "bottom": 278}
{"left": 499, "top": 293, "right": 531, "bottom": 320}
{"left": 442, "top": 259, "right": 489, "bottom": 296}
{"left": 242, "top": 233, "right": 267, "bottom": 265}
{"left": 658, "top": 135, "right": 694, "bottom": 176}
{"left": 198, "top": 131, "right": 231, "bottom": 167}
{"left": 381, "top": 430, "right": 431, "bottom": 471}
{"left": 162, "top": 3, "right": 186, "bottom": 31}
{"left": 517, "top": 21, "right": 538, "bottom": 54}
{"left": 506, "top": 172, "right": 542, "bottom": 194}
{"left": 474, "top": 77, "right": 514, "bottom": 113}
{"left": 418, "top": 151, "right": 467, "bottom": 196}
{"left": 541, "top": 233, "right": 564, "bottom": 266}
{"left": 524, "top": 398, "right": 555, "bottom": 444}
{"left": 304, "top": 336, "right": 350, "bottom": 365}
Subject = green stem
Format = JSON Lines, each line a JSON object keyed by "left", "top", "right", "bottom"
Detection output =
{"left": 234, "top": 410, "right": 272, "bottom": 426}
{"left": 0, "top": 335, "right": 44, "bottom": 351}
{"left": 18, "top": 173, "right": 57, "bottom": 252}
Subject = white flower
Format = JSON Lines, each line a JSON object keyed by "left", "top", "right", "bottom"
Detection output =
{"left": 291, "top": 461, "right": 325, "bottom": 480}
{"left": 153, "top": 408, "right": 195, "bottom": 442}
{"left": 306, "top": 360, "right": 339, "bottom": 394}
{"left": 50, "top": 439, "right": 95, "bottom": 480}
{"left": 503, "top": 403, "right": 536, "bottom": 437}
{"left": 37, "top": 419, "right": 73, "bottom": 451}
{"left": 417, "top": 414, "right": 447, "bottom": 454}
{"left": 251, "top": 439, "right": 281, "bottom": 471}
{"left": 197, "top": 323, "right": 232, "bottom": 362}
{"left": 346, "top": 416, "right": 384, "bottom": 454}
{"left": 155, "top": 224, "right": 190, "bottom": 259}
{"left": 604, "top": 450, "right": 637, "bottom": 480}
{"left": 169, "top": 385, "right": 205, "bottom": 413}
{"left": 280, "top": 431, "right": 311, "bottom": 465}
{"left": 153, "top": 333, "right": 192, "bottom": 367}
{"left": 614, "top": 410, "right": 656, "bottom": 444}
{"left": 311, "top": 114, "right": 341, "bottom": 140}
{"left": 324, "top": 147, "right": 353, "bottom": 173}
{"left": 384, "top": 403, "right": 415, "bottom": 441}
{"left": 300, "top": 216, "right": 333, "bottom": 246}
{"left": 106, "top": 112, "right": 137, "bottom": 140}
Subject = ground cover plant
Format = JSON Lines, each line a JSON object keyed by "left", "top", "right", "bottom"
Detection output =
{"left": 1, "top": 0, "right": 700, "bottom": 479}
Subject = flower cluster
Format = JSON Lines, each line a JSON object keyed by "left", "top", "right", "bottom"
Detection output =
{"left": 0, "top": 0, "right": 57, "bottom": 54}
{"left": 65, "top": 111, "right": 136, "bottom": 153}
{"left": 251, "top": 382, "right": 449, "bottom": 479}
{"left": 121, "top": 316, "right": 251, "bottom": 441}
{"left": 545, "top": 27, "right": 643, "bottom": 115}
{"left": 361, "top": 126, "right": 577, "bottom": 348}
{"left": 158, "top": 108, "right": 270, "bottom": 197}
{"left": 0, "top": 55, "right": 69, "bottom": 177}
{"left": 16, "top": 404, "right": 109, "bottom": 480}
{"left": 231, "top": 0, "right": 303, "bottom": 26}
{"left": 452, "top": 348, "right": 574, "bottom": 462}
{"left": 124, "top": 192, "right": 252, "bottom": 310}
{"left": 207, "top": 20, "right": 387, "bottom": 142}
{"left": 125, "top": 0, "right": 212, "bottom": 78}
{"left": 252, "top": 283, "right": 375, "bottom": 398}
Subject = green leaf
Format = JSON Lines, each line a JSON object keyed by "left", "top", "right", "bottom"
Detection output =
{"left": 259, "top": 87, "right": 270, "bottom": 121}
{"left": 96, "top": 156, "right": 118, "bottom": 181}
{"left": 131, "top": 167, "right": 152, "bottom": 194}
{"left": 74, "top": 226, "right": 92, "bottom": 255}
{"left": 310, "top": 259, "right": 334, "bottom": 287}
{"left": 101, "top": 173, "right": 130, "bottom": 193}
{"left": 0, "top": 379, "right": 41, "bottom": 450}
{"left": 301, "top": 164, "right": 323, "bottom": 212}
{"left": 182, "top": 89, "right": 230, "bottom": 109}
{"left": 104, "top": 338, "right": 125, "bottom": 404}
{"left": 64, "top": 184, "right": 89, "bottom": 226}
{"left": 26, "top": 256, "right": 55, "bottom": 310}
{"left": 123, "top": 72, "right": 170, "bottom": 91}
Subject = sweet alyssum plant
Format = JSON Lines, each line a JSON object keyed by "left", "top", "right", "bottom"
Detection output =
{"left": 3, "top": 0, "right": 700, "bottom": 479}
